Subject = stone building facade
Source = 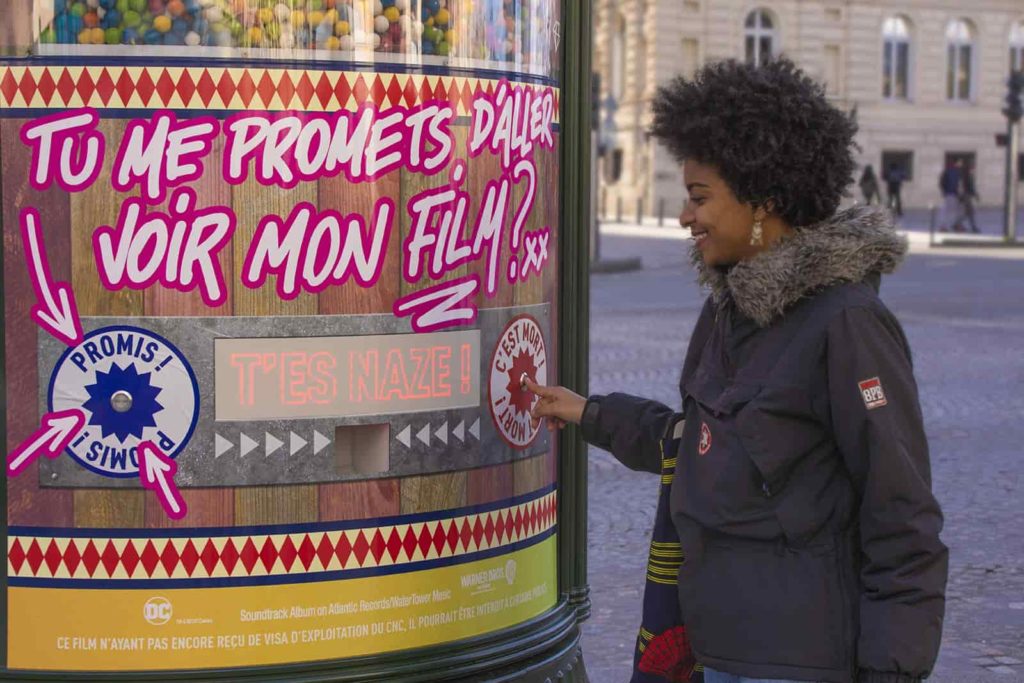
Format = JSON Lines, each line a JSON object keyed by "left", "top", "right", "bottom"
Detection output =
{"left": 594, "top": 0, "right": 1024, "bottom": 218}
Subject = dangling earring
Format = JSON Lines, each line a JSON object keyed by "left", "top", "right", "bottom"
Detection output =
{"left": 750, "top": 218, "right": 764, "bottom": 246}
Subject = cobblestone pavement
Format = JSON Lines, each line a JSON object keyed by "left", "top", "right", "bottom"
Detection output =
{"left": 579, "top": 223, "right": 1024, "bottom": 683}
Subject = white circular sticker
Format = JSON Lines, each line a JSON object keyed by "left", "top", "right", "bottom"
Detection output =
{"left": 488, "top": 315, "right": 547, "bottom": 450}
{"left": 48, "top": 325, "right": 199, "bottom": 478}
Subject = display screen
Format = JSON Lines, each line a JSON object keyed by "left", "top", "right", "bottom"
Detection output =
{"left": 214, "top": 330, "right": 479, "bottom": 421}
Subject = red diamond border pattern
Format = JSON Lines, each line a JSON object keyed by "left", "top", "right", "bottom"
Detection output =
{"left": 0, "top": 66, "right": 560, "bottom": 121}
{"left": 8, "top": 492, "right": 556, "bottom": 582}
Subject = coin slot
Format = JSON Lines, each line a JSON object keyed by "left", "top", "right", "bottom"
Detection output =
{"left": 334, "top": 424, "right": 390, "bottom": 475}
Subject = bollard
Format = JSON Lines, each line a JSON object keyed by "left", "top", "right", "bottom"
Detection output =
{"left": 636, "top": 197, "right": 643, "bottom": 225}
{"left": 616, "top": 196, "right": 623, "bottom": 223}
{"left": 658, "top": 198, "right": 665, "bottom": 227}
{"left": 929, "top": 204, "right": 937, "bottom": 247}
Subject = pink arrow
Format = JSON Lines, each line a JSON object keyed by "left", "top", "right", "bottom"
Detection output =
{"left": 7, "top": 409, "right": 85, "bottom": 477}
{"left": 20, "top": 207, "right": 83, "bottom": 347}
{"left": 137, "top": 441, "right": 187, "bottom": 521}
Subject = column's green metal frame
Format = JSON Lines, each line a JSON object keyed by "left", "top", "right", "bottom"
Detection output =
{"left": 0, "top": 0, "right": 592, "bottom": 678}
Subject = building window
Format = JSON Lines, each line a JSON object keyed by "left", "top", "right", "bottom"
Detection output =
{"left": 881, "top": 150, "right": 914, "bottom": 182}
{"left": 882, "top": 16, "right": 911, "bottom": 99}
{"left": 946, "top": 19, "right": 976, "bottom": 102}
{"left": 744, "top": 9, "right": 776, "bottom": 67}
{"left": 610, "top": 14, "right": 626, "bottom": 100}
{"left": 1011, "top": 22, "right": 1024, "bottom": 73}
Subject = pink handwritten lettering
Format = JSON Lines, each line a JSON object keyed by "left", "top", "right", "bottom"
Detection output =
{"left": 20, "top": 109, "right": 104, "bottom": 193}
{"left": 92, "top": 188, "right": 235, "bottom": 307}
{"left": 393, "top": 275, "right": 480, "bottom": 333}
{"left": 241, "top": 197, "right": 395, "bottom": 299}
{"left": 469, "top": 81, "right": 554, "bottom": 170}
{"left": 111, "top": 112, "right": 219, "bottom": 204}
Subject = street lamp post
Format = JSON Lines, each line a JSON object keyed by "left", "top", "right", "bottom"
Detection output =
{"left": 1002, "top": 71, "right": 1022, "bottom": 242}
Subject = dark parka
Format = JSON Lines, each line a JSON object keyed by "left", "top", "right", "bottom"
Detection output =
{"left": 581, "top": 207, "right": 948, "bottom": 683}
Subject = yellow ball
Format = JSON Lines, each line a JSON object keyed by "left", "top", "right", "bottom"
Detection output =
{"left": 334, "top": 19, "right": 349, "bottom": 35}
{"left": 90, "top": 27, "right": 106, "bottom": 43}
{"left": 425, "top": 16, "right": 433, "bottom": 27}
{"left": 435, "top": 8, "right": 449, "bottom": 25}
{"left": 77, "top": 29, "right": 91, "bottom": 43}
{"left": 308, "top": 10, "right": 324, "bottom": 25}
{"left": 153, "top": 14, "right": 172, "bottom": 32}
{"left": 248, "top": 26, "right": 263, "bottom": 42}
{"left": 257, "top": 6, "right": 274, "bottom": 24}
{"left": 383, "top": 6, "right": 399, "bottom": 22}
{"left": 324, "top": 9, "right": 337, "bottom": 22}
{"left": 445, "top": 29, "right": 455, "bottom": 44}
{"left": 290, "top": 9, "right": 305, "bottom": 25}
{"left": 325, "top": 35, "right": 340, "bottom": 49}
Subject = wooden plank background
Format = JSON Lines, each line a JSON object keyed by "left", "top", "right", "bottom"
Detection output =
{"left": 4, "top": 114, "right": 556, "bottom": 530}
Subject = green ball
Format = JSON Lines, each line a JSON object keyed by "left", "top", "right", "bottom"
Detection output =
{"left": 128, "top": 0, "right": 146, "bottom": 12}
{"left": 116, "top": 0, "right": 129, "bottom": 12}
{"left": 306, "top": 0, "right": 322, "bottom": 10}
{"left": 40, "top": 27, "right": 57, "bottom": 43}
{"left": 104, "top": 27, "right": 122, "bottom": 43}
{"left": 123, "top": 10, "right": 141, "bottom": 27}
{"left": 437, "top": 40, "right": 449, "bottom": 56}
{"left": 70, "top": 3, "right": 87, "bottom": 16}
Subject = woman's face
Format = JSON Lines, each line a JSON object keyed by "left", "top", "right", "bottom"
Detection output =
{"left": 678, "top": 160, "right": 760, "bottom": 267}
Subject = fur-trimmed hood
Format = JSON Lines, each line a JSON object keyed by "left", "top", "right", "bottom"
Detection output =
{"left": 693, "top": 205, "right": 907, "bottom": 327}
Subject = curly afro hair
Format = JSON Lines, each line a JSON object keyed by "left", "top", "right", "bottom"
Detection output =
{"left": 651, "top": 58, "right": 857, "bottom": 227}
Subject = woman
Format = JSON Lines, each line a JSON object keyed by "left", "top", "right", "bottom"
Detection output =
{"left": 528, "top": 59, "right": 947, "bottom": 683}
{"left": 858, "top": 165, "right": 881, "bottom": 205}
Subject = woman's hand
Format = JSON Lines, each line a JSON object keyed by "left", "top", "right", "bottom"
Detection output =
{"left": 525, "top": 378, "right": 587, "bottom": 431}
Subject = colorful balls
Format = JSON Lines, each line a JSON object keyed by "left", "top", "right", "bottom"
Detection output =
{"left": 82, "top": 11, "right": 100, "bottom": 27}
{"left": 153, "top": 14, "right": 171, "bottom": 31}
{"left": 435, "top": 7, "right": 449, "bottom": 26}
{"left": 172, "top": 17, "right": 189, "bottom": 33}
{"left": 70, "top": 3, "right": 87, "bottom": 17}
{"left": 290, "top": 10, "right": 305, "bottom": 25}
{"left": 372, "top": 32, "right": 380, "bottom": 48}
{"left": 256, "top": 6, "right": 273, "bottom": 24}
{"left": 324, "top": 35, "right": 339, "bottom": 49}
{"left": 373, "top": 14, "right": 389, "bottom": 33}
{"left": 307, "top": 0, "right": 323, "bottom": 11}
{"left": 89, "top": 26, "right": 106, "bottom": 42}
{"left": 373, "top": 0, "right": 382, "bottom": 13}
{"left": 104, "top": 26, "right": 123, "bottom": 43}
{"left": 123, "top": 10, "right": 141, "bottom": 26}
{"left": 273, "top": 3, "right": 289, "bottom": 21}
{"left": 115, "top": 0, "right": 130, "bottom": 13}
{"left": 204, "top": 5, "right": 222, "bottom": 21}
{"left": 40, "top": 27, "right": 57, "bottom": 42}
{"left": 383, "top": 6, "right": 399, "bottom": 22}
{"left": 122, "top": 26, "right": 138, "bottom": 42}
{"left": 395, "top": 0, "right": 408, "bottom": 10}
{"left": 77, "top": 29, "right": 91, "bottom": 43}
{"left": 437, "top": 40, "right": 449, "bottom": 56}
{"left": 334, "top": 19, "right": 349, "bottom": 35}
{"left": 425, "top": 0, "right": 439, "bottom": 13}
{"left": 421, "top": 38, "right": 433, "bottom": 54}
{"left": 279, "top": 30, "right": 294, "bottom": 48}
{"left": 307, "top": 9, "right": 324, "bottom": 26}
{"left": 101, "top": 9, "right": 120, "bottom": 26}
{"left": 247, "top": 25, "right": 262, "bottom": 43}
{"left": 148, "top": 0, "right": 163, "bottom": 13}
{"left": 128, "top": 0, "right": 146, "bottom": 12}
{"left": 338, "top": 34, "right": 353, "bottom": 50}
{"left": 143, "top": 27, "right": 161, "bottom": 42}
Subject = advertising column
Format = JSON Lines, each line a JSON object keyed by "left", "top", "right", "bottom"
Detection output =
{"left": 1, "top": 0, "right": 570, "bottom": 676}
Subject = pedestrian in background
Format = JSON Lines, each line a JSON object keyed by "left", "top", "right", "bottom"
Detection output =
{"left": 858, "top": 164, "right": 881, "bottom": 205}
{"left": 960, "top": 165, "right": 980, "bottom": 233}
{"left": 882, "top": 162, "right": 905, "bottom": 217}
{"left": 528, "top": 58, "right": 947, "bottom": 683}
{"left": 937, "top": 159, "right": 964, "bottom": 232}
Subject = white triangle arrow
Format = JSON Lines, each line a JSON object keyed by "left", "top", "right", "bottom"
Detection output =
{"left": 239, "top": 432, "right": 258, "bottom": 457}
{"left": 396, "top": 425, "right": 412, "bottom": 449}
{"left": 289, "top": 432, "right": 307, "bottom": 456}
{"left": 435, "top": 421, "right": 448, "bottom": 445}
{"left": 313, "top": 430, "right": 330, "bottom": 456}
{"left": 416, "top": 423, "right": 431, "bottom": 446}
{"left": 215, "top": 433, "right": 233, "bottom": 458}
{"left": 469, "top": 418, "right": 480, "bottom": 441}
{"left": 453, "top": 421, "right": 465, "bottom": 443}
{"left": 266, "top": 432, "right": 283, "bottom": 456}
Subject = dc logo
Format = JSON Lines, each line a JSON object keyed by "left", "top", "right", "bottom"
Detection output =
{"left": 48, "top": 325, "right": 199, "bottom": 478}
{"left": 143, "top": 597, "right": 172, "bottom": 625}
{"left": 699, "top": 422, "right": 712, "bottom": 456}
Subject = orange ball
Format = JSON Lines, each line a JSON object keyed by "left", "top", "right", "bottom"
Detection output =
{"left": 83, "top": 11, "right": 100, "bottom": 27}
{"left": 324, "top": 0, "right": 335, "bottom": 7}
{"left": 167, "top": 0, "right": 185, "bottom": 16}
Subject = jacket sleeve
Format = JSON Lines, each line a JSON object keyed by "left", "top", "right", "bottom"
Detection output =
{"left": 579, "top": 393, "right": 679, "bottom": 475}
{"left": 826, "top": 306, "right": 948, "bottom": 683}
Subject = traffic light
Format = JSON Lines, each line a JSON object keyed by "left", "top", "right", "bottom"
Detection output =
{"left": 1006, "top": 70, "right": 1023, "bottom": 124}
